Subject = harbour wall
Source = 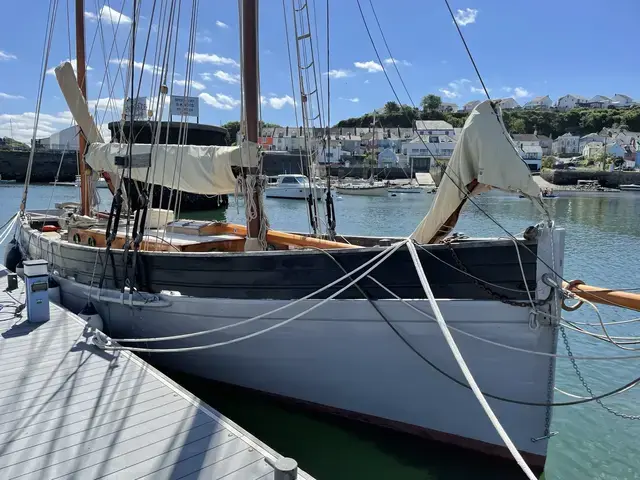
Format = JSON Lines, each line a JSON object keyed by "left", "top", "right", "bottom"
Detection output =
{"left": 0, "top": 149, "right": 432, "bottom": 183}
{"left": 541, "top": 170, "right": 640, "bottom": 188}
{"left": 0, "top": 150, "right": 77, "bottom": 183}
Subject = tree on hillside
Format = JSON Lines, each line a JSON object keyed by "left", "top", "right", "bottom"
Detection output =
{"left": 384, "top": 101, "right": 400, "bottom": 114}
{"left": 421, "top": 94, "right": 442, "bottom": 112}
{"left": 222, "top": 121, "right": 241, "bottom": 145}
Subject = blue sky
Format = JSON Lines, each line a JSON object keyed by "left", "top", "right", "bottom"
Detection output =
{"left": 0, "top": 0, "right": 639, "bottom": 143}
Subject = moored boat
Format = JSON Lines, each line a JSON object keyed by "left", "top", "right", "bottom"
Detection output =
{"left": 619, "top": 184, "right": 640, "bottom": 192}
{"left": 10, "top": 0, "right": 566, "bottom": 473}
{"left": 265, "top": 174, "right": 325, "bottom": 200}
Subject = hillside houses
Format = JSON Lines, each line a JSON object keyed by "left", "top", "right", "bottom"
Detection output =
{"left": 525, "top": 95, "right": 553, "bottom": 109}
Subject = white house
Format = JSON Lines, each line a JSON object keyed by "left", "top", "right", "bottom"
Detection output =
{"left": 611, "top": 94, "right": 634, "bottom": 107}
{"left": 377, "top": 148, "right": 398, "bottom": 167}
{"left": 585, "top": 95, "right": 611, "bottom": 109}
{"left": 512, "top": 133, "right": 553, "bottom": 155}
{"left": 401, "top": 135, "right": 456, "bottom": 161}
{"left": 415, "top": 120, "right": 455, "bottom": 136}
{"left": 556, "top": 94, "right": 587, "bottom": 111}
{"left": 521, "top": 145, "right": 542, "bottom": 171}
{"left": 438, "top": 102, "right": 458, "bottom": 113}
{"left": 462, "top": 100, "right": 480, "bottom": 112}
{"left": 317, "top": 144, "right": 343, "bottom": 164}
{"left": 498, "top": 98, "right": 519, "bottom": 109}
{"left": 524, "top": 95, "right": 553, "bottom": 109}
{"left": 552, "top": 133, "right": 580, "bottom": 155}
{"left": 36, "top": 125, "right": 80, "bottom": 151}
{"left": 582, "top": 142, "right": 604, "bottom": 159}
{"left": 579, "top": 133, "right": 607, "bottom": 151}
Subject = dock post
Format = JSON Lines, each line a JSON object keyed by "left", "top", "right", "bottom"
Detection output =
{"left": 265, "top": 456, "right": 298, "bottom": 480}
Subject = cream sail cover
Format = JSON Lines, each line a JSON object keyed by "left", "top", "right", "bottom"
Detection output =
{"left": 411, "top": 100, "right": 540, "bottom": 243}
{"left": 85, "top": 143, "right": 258, "bottom": 195}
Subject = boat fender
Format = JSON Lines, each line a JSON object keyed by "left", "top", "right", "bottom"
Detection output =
{"left": 78, "top": 302, "right": 104, "bottom": 331}
{"left": 48, "top": 277, "right": 61, "bottom": 304}
{"left": 4, "top": 239, "right": 22, "bottom": 273}
{"left": 42, "top": 225, "right": 60, "bottom": 233}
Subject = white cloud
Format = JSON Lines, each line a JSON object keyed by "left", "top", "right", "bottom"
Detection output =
{"left": 439, "top": 89, "right": 460, "bottom": 99}
{"left": 261, "top": 95, "right": 295, "bottom": 110}
{"left": 196, "top": 32, "right": 212, "bottom": 43}
{"left": 448, "top": 78, "right": 470, "bottom": 90}
{"left": 364, "top": 79, "right": 370, "bottom": 84}
{"left": 109, "top": 58, "right": 162, "bottom": 75}
{"left": 199, "top": 92, "right": 240, "bottom": 110}
{"left": 354, "top": 61, "right": 383, "bottom": 73}
{"left": 454, "top": 8, "right": 478, "bottom": 26}
{"left": 88, "top": 97, "right": 125, "bottom": 112}
{"left": 325, "top": 69, "right": 354, "bottom": 79}
{"left": 0, "top": 93, "right": 25, "bottom": 100}
{"left": 0, "top": 111, "right": 74, "bottom": 143}
{"left": 85, "top": 6, "right": 132, "bottom": 25}
{"left": 0, "top": 50, "right": 17, "bottom": 61}
{"left": 173, "top": 79, "right": 206, "bottom": 91}
{"left": 341, "top": 97, "right": 359, "bottom": 103}
{"left": 213, "top": 70, "right": 240, "bottom": 84}
{"left": 502, "top": 87, "right": 513, "bottom": 93}
{"left": 199, "top": 72, "right": 213, "bottom": 81}
{"left": 513, "top": 87, "right": 530, "bottom": 98}
{"left": 189, "top": 53, "right": 239, "bottom": 68}
{"left": 216, "top": 20, "right": 229, "bottom": 29}
{"left": 470, "top": 86, "right": 490, "bottom": 94}
{"left": 383, "top": 58, "right": 411, "bottom": 67}
{"left": 46, "top": 59, "right": 94, "bottom": 75}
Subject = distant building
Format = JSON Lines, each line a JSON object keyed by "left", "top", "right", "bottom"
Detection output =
{"left": 611, "top": 94, "right": 635, "bottom": 108}
{"left": 512, "top": 132, "right": 552, "bottom": 155}
{"left": 438, "top": 102, "right": 458, "bottom": 113}
{"left": 317, "top": 144, "right": 342, "bottom": 164}
{"left": 415, "top": 120, "right": 455, "bottom": 136}
{"left": 552, "top": 133, "right": 580, "bottom": 154}
{"left": 498, "top": 98, "right": 519, "bottom": 110}
{"left": 556, "top": 94, "right": 587, "bottom": 111}
{"left": 401, "top": 134, "right": 456, "bottom": 170}
{"left": 377, "top": 148, "right": 398, "bottom": 167}
{"left": 524, "top": 95, "right": 553, "bottom": 109}
{"left": 590, "top": 95, "right": 611, "bottom": 108}
{"left": 462, "top": 100, "right": 481, "bottom": 112}
{"left": 582, "top": 142, "right": 604, "bottom": 159}
{"left": 520, "top": 145, "right": 542, "bottom": 171}
{"left": 579, "top": 133, "right": 608, "bottom": 151}
{"left": 35, "top": 125, "right": 80, "bottom": 151}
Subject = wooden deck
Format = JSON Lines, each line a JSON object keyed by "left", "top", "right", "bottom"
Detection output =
{"left": 0, "top": 269, "right": 312, "bottom": 479}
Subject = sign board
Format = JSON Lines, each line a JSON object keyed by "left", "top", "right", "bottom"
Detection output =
{"left": 123, "top": 97, "right": 147, "bottom": 121}
{"left": 170, "top": 96, "right": 200, "bottom": 118}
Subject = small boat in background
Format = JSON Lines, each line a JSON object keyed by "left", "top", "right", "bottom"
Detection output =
{"left": 336, "top": 182, "right": 388, "bottom": 196}
{"left": 619, "top": 184, "right": 640, "bottom": 192}
{"left": 265, "top": 174, "right": 325, "bottom": 200}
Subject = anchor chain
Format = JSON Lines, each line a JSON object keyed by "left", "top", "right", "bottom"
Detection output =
{"left": 445, "top": 242, "right": 547, "bottom": 308}
{"left": 560, "top": 325, "right": 640, "bottom": 420}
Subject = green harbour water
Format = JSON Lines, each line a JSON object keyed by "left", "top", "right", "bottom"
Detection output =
{"left": 3, "top": 184, "right": 640, "bottom": 479}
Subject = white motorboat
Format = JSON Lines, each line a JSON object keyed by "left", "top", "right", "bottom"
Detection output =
{"left": 619, "top": 184, "right": 640, "bottom": 192}
{"left": 387, "top": 183, "right": 424, "bottom": 194}
{"left": 265, "top": 174, "right": 325, "bottom": 200}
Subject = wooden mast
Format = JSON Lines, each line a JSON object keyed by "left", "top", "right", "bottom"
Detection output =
{"left": 75, "top": 0, "right": 90, "bottom": 215}
{"left": 241, "top": 0, "right": 263, "bottom": 248}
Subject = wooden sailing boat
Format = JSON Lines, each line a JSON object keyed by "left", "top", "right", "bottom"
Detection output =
{"left": 11, "top": 0, "right": 565, "bottom": 472}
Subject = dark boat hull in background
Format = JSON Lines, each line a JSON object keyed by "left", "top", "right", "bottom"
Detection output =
{"left": 107, "top": 121, "right": 230, "bottom": 212}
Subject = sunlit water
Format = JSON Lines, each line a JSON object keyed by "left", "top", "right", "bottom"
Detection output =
{"left": 4, "top": 184, "right": 640, "bottom": 479}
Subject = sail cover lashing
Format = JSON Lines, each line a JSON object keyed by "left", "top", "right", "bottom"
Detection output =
{"left": 85, "top": 142, "right": 258, "bottom": 195}
{"left": 411, "top": 100, "right": 541, "bottom": 244}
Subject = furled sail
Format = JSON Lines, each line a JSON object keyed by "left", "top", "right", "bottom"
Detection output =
{"left": 85, "top": 142, "right": 258, "bottom": 195}
{"left": 411, "top": 100, "right": 540, "bottom": 244}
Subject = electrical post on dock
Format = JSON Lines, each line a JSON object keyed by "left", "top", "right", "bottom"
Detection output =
{"left": 23, "top": 259, "right": 50, "bottom": 323}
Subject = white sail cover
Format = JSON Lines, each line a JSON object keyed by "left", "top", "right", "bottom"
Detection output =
{"left": 411, "top": 100, "right": 540, "bottom": 243}
{"left": 85, "top": 143, "right": 258, "bottom": 195}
